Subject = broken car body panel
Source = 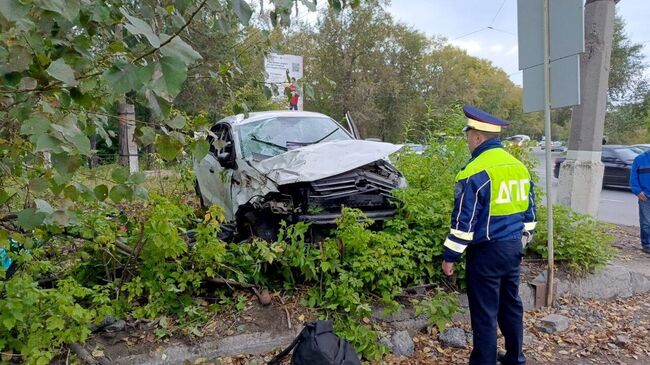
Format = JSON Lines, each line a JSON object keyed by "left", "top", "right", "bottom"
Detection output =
{"left": 194, "top": 111, "right": 406, "bottom": 236}
{"left": 253, "top": 139, "right": 403, "bottom": 185}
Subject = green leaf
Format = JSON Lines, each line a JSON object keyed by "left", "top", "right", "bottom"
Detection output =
{"left": 328, "top": 0, "right": 342, "bottom": 12}
{"left": 8, "top": 46, "right": 32, "bottom": 72}
{"left": 92, "top": 5, "right": 110, "bottom": 23}
{"left": 0, "top": 190, "right": 9, "bottom": 205}
{"left": 70, "top": 88, "right": 93, "bottom": 108}
{"left": 159, "top": 35, "right": 202, "bottom": 66}
{"left": 109, "top": 184, "right": 132, "bottom": 203}
{"left": 136, "top": 126, "right": 156, "bottom": 147}
{"left": 230, "top": 0, "right": 253, "bottom": 26}
{"left": 68, "top": 131, "right": 91, "bottom": 155}
{"left": 20, "top": 114, "right": 50, "bottom": 135}
{"left": 275, "top": 0, "right": 294, "bottom": 11}
{"left": 94, "top": 185, "right": 108, "bottom": 201}
{"left": 103, "top": 63, "right": 155, "bottom": 95}
{"left": 111, "top": 166, "right": 130, "bottom": 183}
{"left": 192, "top": 140, "right": 210, "bottom": 162}
{"left": 165, "top": 115, "right": 186, "bottom": 129}
{"left": 46, "top": 316, "right": 66, "bottom": 331}
{"left": 46, "top": 58, "right": 77, "bottom": 86}
{"left": 120, "top": 8, "right": 161, "bottom": 48}
{"left": 134, "top": 185, "right": 149, "bottom": 200}
{"left": 155, "top": 134, "right": 182, "bottom": 161}
{"left": 0, "top": 0, "right": 29, "bottom": 22}
{"left": 35, "top": 199, "right": 53, "bottom": 214}
{"left": 303, "top": 83, "right": 315, "bottom": 101}
{"left": 29, "top": 177, "right": 49, "bottom": 193}
{"left": 63, "top": 185, "right": 79, "bottom": 200}
{"left": 51, "top": 152, "right": 81, "bottom": 176}
{"left": 35, "top": 134, "right": 62, "bottom": 152}
{"left": 151, "top": 57, "right": 187, "bottom": 101}
{"left": 300, "top": 0, "right": 317, "bottom": 11}
{"left": 16, "top": 208, "right": 47, "bottom": 230}
{"left": 128, "top": 172, "right": 146, "bottom": 185}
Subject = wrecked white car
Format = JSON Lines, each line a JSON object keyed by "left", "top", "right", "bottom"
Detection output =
{"left": 194, "top": 111, "right": 406, "bottom": 241}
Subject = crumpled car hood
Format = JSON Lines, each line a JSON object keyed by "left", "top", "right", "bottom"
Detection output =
{"left": 252, "top": 140, "right": 402, "bottom": 185}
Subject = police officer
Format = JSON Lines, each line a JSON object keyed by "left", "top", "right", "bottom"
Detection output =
{"left": 441, "top": 106, "right": 537, "bottom": 365}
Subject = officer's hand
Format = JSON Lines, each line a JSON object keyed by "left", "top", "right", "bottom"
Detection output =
{"left": 442, "top": 261, "right": 454, "bottom": 276}
{"left": 639, "top": 192, "right": 648, "bottom": 201}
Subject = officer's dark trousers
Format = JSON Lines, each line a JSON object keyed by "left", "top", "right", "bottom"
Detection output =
{"left": 466, "top": 239, "right": 525, "bottom": 365}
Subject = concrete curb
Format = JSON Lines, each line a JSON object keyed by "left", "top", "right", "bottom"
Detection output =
{"left": 115, "top": 329, "right": 301, "bottom": 365}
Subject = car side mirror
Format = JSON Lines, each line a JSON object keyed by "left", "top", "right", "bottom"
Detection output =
{"left": 217, "top": 152, "right": 236, "bottom": 169}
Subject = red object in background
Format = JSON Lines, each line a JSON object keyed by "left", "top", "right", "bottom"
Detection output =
{"left": 289, "top": 83, "right": 299, "bottom": 106}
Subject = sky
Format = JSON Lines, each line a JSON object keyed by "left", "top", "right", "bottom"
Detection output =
{"left": 386, "top": 0, "right": 649, "bottom": 86}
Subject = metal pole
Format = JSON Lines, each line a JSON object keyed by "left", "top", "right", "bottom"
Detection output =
{"left": 542, "top": 0, "right": 554, "bottom": 307}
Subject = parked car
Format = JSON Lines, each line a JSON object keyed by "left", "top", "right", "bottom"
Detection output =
{"left": 194, "top": 111, "right": 407, "bottom": 241}
{"left": 541, "top": 140, "right": 566, "bottom": 152}
{"left": 553, "top": 145, "right": 640, "bottom": 188}
{"left": 632, "top": 144, "right": 650, "bottom": 153}
{"left": 505, "top": 135, "right": 531, "bottom": 147}
{"left": 402, "top": 143, "right": 427, "bottom": 155}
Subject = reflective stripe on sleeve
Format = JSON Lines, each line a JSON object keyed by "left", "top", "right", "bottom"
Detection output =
{"left": 524, "top": 222, "right": 537, "bottom": 231}
{"left": 444, "top": 238, "right": 467, "bottom": 254}
{"left": 450, "top": 229, "right": 474, "bottom": 241}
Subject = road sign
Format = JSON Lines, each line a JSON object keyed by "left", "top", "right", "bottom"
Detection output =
{"left": 518, "top": 0, "right": 584, "bottom": 113}
{"left": 518, "top": 0, "right": 584, "bottom": 69}
{"left": 523, "top": 54, "right": 581, "bottom": 112}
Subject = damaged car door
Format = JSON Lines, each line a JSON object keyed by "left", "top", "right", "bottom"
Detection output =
{"left": 195, "top": 123, "right": 236, "bottom": 218}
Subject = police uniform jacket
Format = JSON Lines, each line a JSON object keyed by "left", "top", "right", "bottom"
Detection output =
{"left": 442, "top": 138, "right": 537, "bottom": 263}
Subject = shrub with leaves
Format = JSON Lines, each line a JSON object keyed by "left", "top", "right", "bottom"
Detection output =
{"left": 529, "top": 205, "right": 616, "bottom": 273}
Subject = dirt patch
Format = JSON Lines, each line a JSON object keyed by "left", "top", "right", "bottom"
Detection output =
{"left": 87, "top": 289, "right": 319, "bottom": 363}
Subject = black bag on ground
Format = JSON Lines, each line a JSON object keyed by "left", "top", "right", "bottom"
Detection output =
{"left": 267, "top": 320, "right": 361, "bottom": 365}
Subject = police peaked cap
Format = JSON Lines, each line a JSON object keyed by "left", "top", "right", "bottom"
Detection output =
{"left": 462, "top": 105, "right": 511, "bottom": 133}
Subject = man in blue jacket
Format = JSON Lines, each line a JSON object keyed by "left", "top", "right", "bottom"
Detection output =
{"left": 630, "top": 150, "right": 650, "bottom": 253}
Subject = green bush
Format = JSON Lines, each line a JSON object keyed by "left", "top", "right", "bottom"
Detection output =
{"left": 387, "top": 138, "right": 470, "bottom": 283}
{"left": 0, "top": 275, "right": 98, "bottom": 364}
{"left": 529, "top": 205, "right": 616, "bottom": 273}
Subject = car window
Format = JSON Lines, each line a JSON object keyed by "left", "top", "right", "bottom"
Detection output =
{"left": 601, "top": 149, "right": 615, "bottom": 161}
{"left": 238, "top": 116, "right": 352, "bottom": 159}
{"left": 614, "top": 148, "right": 639, "bottom": 161}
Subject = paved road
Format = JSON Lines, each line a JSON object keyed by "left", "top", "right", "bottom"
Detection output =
{"left": 530, "top": 149, "right": 639, "bottom": 227}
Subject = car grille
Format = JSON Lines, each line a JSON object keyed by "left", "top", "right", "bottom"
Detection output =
{"left": 308, "top": 162, "right": 401, "bottom": 206}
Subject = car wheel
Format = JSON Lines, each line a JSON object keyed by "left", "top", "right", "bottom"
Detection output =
{"left": 238, "top": 211, "right": 279, "bottom": 242}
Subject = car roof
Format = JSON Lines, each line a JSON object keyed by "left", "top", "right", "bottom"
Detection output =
{"left": 633, "top": 144, "right": 650, "bottom": 147}
{"left": 603, "top": 144, "right": 631, "bottom": 149}
{"left": 217, "top": 110, "right": 335, "bottom": 126}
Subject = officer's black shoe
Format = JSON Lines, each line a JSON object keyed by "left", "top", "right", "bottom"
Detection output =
{"left": 496, "top": 350, "right": 507, "bottom": 364}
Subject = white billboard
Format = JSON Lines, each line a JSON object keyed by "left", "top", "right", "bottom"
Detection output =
{"left": 264, "top": 53, "right": 304, "bottom": 110}
{"left": 265, "top": 53, "right": 303, "bottom": 83}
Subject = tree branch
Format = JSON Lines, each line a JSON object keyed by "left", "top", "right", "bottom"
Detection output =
{"left": 131, "top": 0, "right": 208, "bottom": 64}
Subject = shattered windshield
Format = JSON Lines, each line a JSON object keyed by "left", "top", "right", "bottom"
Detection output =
{"left": 238, "top": 116, "right": 352, "bottom": 159}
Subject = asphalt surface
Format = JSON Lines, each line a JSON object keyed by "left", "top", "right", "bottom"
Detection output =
{"left": 530, "top": 149, "right": 639, "bottom": 227}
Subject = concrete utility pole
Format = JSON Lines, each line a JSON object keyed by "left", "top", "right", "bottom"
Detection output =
{"left": 115, "top": 24, "right": 139, "bottom": 173}
{"left": 557, "top": 0, "right": 617, "bottom": 215}
{"left": 118, "top": 103, "right": 138, "bottom": 173}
